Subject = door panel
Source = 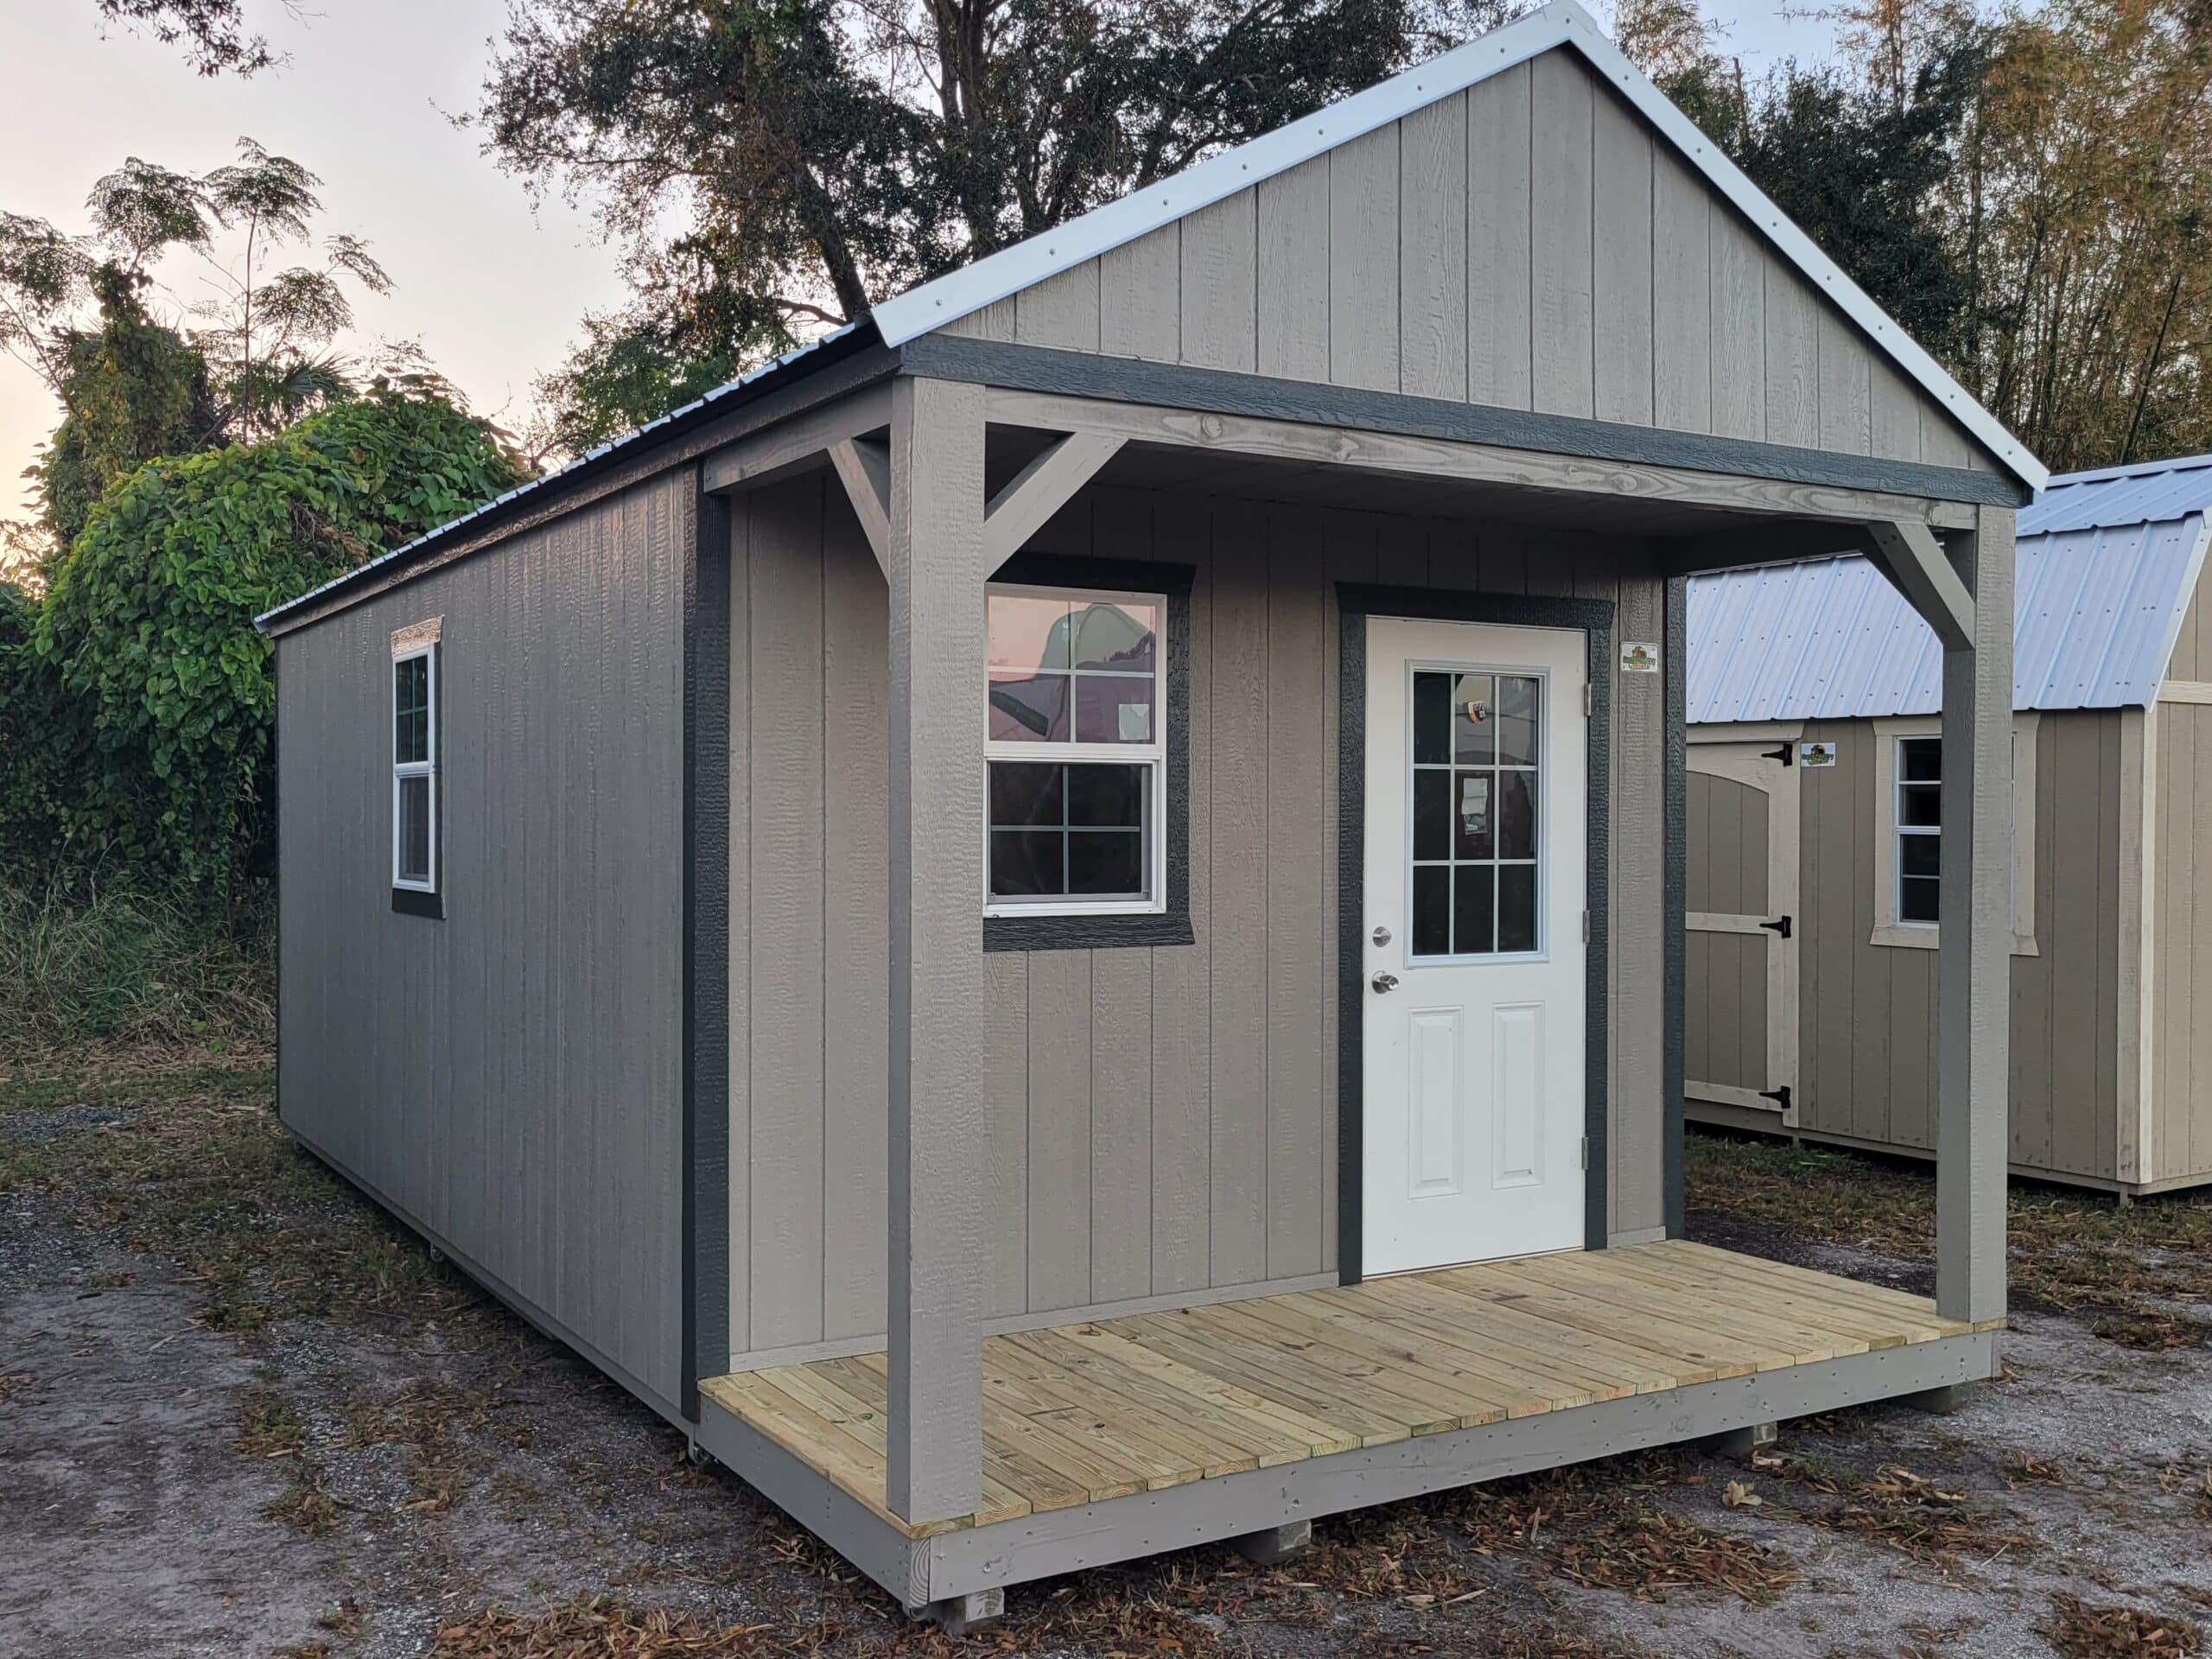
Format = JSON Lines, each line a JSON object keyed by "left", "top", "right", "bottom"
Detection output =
{"left": 1362, "top": 617, "right": 1586, "bottom": 1274}
{"left": 1685, "top": 738, "right": 1800, "bottom": 1122}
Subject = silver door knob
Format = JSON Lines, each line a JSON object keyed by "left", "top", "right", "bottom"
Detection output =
{"left": 1371, "top": 973, "right": 1399, "bottom": 994}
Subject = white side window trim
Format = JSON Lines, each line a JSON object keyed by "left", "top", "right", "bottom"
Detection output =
{"left": 982, "top": 582, "right": 1168, "bottom": 918}
{"left": 1868, "top": 713, "right": 2038, "bottom": 956}
{"left": 392, "top": 641, "right": 438, "bottom": 893}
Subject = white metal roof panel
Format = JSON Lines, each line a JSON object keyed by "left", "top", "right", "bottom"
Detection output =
{"left": 1688, "top": 457, "right": 2212, "bottom": 721}
{"left": 870, "top": 0, "right": 2044, "bottom": 490}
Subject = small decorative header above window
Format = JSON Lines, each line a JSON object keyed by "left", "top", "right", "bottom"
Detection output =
{"left": 391, "top": 617, "right": 442, "bottom": 656}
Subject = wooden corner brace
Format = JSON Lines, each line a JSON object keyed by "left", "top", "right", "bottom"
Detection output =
{"left": 1863, "top": 519, "right": 1974, "bottom": 650}
{"left": 982, "top": 431, "right": 1127, "bottom": 567}
{"left": 830, "top": 436, "right": 893, "bottom": 576}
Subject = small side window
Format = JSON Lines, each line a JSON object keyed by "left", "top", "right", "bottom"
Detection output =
{"left": 1893, "top": 734, "right": 1941, "bottom": 924}
{"left": 392, "top": 644, "right": 438, "bottom": 899}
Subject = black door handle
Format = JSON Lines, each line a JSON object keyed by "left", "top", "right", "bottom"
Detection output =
{"left": 1759, "top": 915, "right": 1792, "bottom": 939}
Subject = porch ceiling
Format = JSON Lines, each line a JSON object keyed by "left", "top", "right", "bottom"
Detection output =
{"left": 701, "top": 1239, "right": 1993, "bottom": 1539}
{"left": 983, "top": 423, "right": 1761, "bottom": 539}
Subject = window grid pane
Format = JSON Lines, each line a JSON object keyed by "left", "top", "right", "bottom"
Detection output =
{"left": 1896, "top": 736, "right": 1940, "bottom": 925}
{"left": 988, "top": 760, "right": 1153, "bottom": 902}
{"left": 1410, "top": 670, "right": 1541, "bottom": 958}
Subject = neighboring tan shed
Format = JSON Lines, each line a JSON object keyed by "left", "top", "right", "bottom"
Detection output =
{"left": 260, "top": 0, "right": 2035, "bottom": 1624}
{"left": 1684, "top": 453, "right": 2212, "bottom": 1197}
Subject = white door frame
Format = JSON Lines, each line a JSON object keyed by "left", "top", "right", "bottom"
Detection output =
{"left": 1338, "top": 591, "right": 1609, "bottom": 1283}
{"left": 1685, "top": 724, "right": 1801, "bottom": 1126}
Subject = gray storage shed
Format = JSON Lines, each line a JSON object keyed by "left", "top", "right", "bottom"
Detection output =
{"left": 1685, "top": 454, "right": 2212, "bottom": 1198}
{"left": 259, "top": 0, "right": 2035, "bottom": 1622}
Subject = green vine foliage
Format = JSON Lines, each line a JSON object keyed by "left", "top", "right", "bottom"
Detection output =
{"left": 24, "top": 387, "right": 527, "bottom": 887}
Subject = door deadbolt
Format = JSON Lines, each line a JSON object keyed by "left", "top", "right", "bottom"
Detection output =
{"left": 1371, "top": 925, "right": 1391, "bottom": 947}
{"left": 1371, "top": 972, "right": 1399, "bottom": 994}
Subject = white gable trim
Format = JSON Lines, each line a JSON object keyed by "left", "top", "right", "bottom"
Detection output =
{"left": 872, "top": 0, "right": 2045, "bottom": 493}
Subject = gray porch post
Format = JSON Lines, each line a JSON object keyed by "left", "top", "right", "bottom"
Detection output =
{"left": 885, "top": 375, "right": 988, "bottom": 1524}
{"left": 1936, "top": 505, "right": 2013, "bottom": 1328}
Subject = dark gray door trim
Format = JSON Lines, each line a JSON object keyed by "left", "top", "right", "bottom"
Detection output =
{"left": 899, "top": 334, "right": 2028, "bottom": 508}
{"left": 682, "top": 473, "right": 733, "bottom": 1421}
{"left": 1662, "top": 576, "right": 1688, "bottom": 1237}
{"left": 1335, "top": 584, "right": 1615, "bottom": 1285}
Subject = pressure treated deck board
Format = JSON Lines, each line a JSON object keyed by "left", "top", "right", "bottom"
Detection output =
{"left": 702, "top": 1243, "right": 1986, "bottom": 1536}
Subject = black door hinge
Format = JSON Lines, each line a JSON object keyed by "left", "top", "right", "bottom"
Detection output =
{"left": 1764, "top": 742, "right": 1795, "bottom": 766}
{"left": 1759, "top": 914, "right": 1792, "bottom": 939}
{"left": 1759, "top": 1084, "right": 1793, "bottom": 1109}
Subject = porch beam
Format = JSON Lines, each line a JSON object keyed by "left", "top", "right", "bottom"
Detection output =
{"left": 1864, "top": 520, "right": 1975, "bottom": 650}
{"left": 982, "top": 387, "right": 1979, "bottom": 532}
{"left": 829, "top": 436, "right": 893, "bottom": 575}
{"left": 884, "top": 376, "right": 988, "bottom": 1526}
{"left": 1936, "top": 506, "right": 2013, "bottom": 1328}
{"left": 701, "top": 383, "right": 893, "bottom": 494}
{"left": 982, "top": 431, "right": 1127, "bottom": 565}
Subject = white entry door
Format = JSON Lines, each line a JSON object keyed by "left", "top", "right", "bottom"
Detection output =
{"left": 1362, "top": 617, "right": 1587, "bottom": 1274}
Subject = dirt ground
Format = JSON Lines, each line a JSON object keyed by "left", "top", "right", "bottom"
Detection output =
{"left": 5, "top": 1061, "right": 2212, "bottom": 1659}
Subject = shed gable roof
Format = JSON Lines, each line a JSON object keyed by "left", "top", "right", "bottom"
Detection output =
{"left": 1687, "top": 454, "right": 2212, "bottom": 721}
{"left": 873, "top": 0, "right": 2043, "bottom": 491}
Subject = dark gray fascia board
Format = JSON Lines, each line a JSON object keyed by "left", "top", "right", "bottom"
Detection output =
{"left": 899, "top": 334, "right": 2031, "bottom": 510}
{"left": 259, "top": 329, "right": 901, "bottom": 639}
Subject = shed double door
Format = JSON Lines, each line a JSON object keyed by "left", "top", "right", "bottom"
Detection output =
{"left": 1686, "top": 738, "right": 1801, "bottom": 1126}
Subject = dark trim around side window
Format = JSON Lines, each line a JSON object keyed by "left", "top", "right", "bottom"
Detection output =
{"left": 983, "top": 551, "right": 1195, "bottom": 952}
{"left": 391, "top": 639, "right": 445, "bottom": 920}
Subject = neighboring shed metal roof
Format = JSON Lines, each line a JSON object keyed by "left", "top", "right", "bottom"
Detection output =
{"left": 1687, "top": 455, "right": 2212, "bottom": 721}
{"left": 872, "top": 0, "right": 2043, "bottom": 490}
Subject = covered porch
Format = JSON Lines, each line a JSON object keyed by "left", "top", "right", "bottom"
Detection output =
{"left": 696, "top": 1238, "right": 1998, "bottom": 1603}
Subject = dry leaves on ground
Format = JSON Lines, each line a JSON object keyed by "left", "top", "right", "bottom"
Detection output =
{"left": 2046, "top": 1592, "right": 2205, "bottom": 1656}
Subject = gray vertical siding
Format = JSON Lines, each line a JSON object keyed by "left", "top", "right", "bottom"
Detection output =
{"left": 2151, "top": 700, "right": 2212, "bottom": 1184}
{"left": 1789, "top": 712, "right": 2126, "bottom": 1182}
{"left": 938, "top": 47, "right": 2003, "bottom": 474}
{"left": 724, "top": 476, "right": 1669, "bottom": 1364}
{"left": 276, "top": 472, "right": 690, "bottom": 1413}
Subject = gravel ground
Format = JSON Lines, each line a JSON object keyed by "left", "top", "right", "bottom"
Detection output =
{"left": 3, "top": 1071, "right": 2210, "bottom": 1658}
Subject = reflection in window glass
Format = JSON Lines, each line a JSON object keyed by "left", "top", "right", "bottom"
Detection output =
{"left": 1408, "top": 669, "right": 1541, "bottom": 957}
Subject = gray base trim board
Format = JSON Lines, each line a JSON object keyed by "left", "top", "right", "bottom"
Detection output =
{"left": 721, "top": 1269, "right": 1344, "bottom": 1375}
{"left": 1335, "top": 585, "right": 1614, "bottom": 1280}
{"left": 284, "top": 1122, "right": 690, "bottom": 1431}
{"left": 912, "top": 1332, "right": 1998, "bottom": 1603}
{"left": 899, "top": 335, "right": 2028, "bottom": 510}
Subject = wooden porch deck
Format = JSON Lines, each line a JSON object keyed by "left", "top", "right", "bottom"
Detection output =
{"left": 702, "top": 1239, "right": 1993, "bottom": 1538}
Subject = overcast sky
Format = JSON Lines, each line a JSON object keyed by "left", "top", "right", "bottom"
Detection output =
{"left": 0, "top": 0, "right": 1834, "bottom": 525}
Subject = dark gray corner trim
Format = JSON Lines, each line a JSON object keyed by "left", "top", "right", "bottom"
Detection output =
{"left": 390, "top": 887, "right": 443, "bottom": 919}
{"left": 1662, "top": 577, "right": 1688, "bottom": 1238}
{"left": 900, "top": 334, "right": 2031, "bottom": 509}
{"left": 262, "top": 334, "right": 901, "bottom": 639}
{"left": 1334, "top": 585, "right": 1615, "bottom": 1283}
{"left": 983, "top": 552, "right": 1197, "bottom": 953}
{"left": 683, "top": 477, "right": 734, "bottom": 1421}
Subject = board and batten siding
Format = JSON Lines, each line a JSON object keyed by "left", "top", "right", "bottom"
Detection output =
{"left": 1793, "top": 712, "right": 2125, "bottom": 1182}
{"left": 276, "top": 472, "right": 690, "bottom": 1413}
{"left": 724, "top": 476, "right": 1669, "bottom": 1367}
{"left": 2149, "top": 698, "right": 2212, "bottom": 1185}
{"left": 939, "top": 48, "right": 1997, "bottom": 475}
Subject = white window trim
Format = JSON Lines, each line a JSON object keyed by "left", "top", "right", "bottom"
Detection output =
{"left": 392, "top": 641, "right": 438, "bottom": 893}
{"left": 982, "top": 582, "right": 1167, "bottom": 918}
{"left": 1868, "top": 713, "right": 2038, "bottom": 956}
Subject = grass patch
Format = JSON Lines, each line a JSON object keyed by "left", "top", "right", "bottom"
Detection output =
{"left": 2047, "top": 1592, "right": 2204, "bottom": 1656}
{"left": 0, "top": 1058, "right": 479, "bottom": 1338}
{"left": 1687, "top": 1130, "right": 2212, "bottom": 1345}
{"left": 0, "top": 880, "right": 272, "bottom": 1062}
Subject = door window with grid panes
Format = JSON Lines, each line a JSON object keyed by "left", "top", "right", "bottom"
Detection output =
{"left": 1408, "top": 669, "right": 1542, "bottom": 957}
